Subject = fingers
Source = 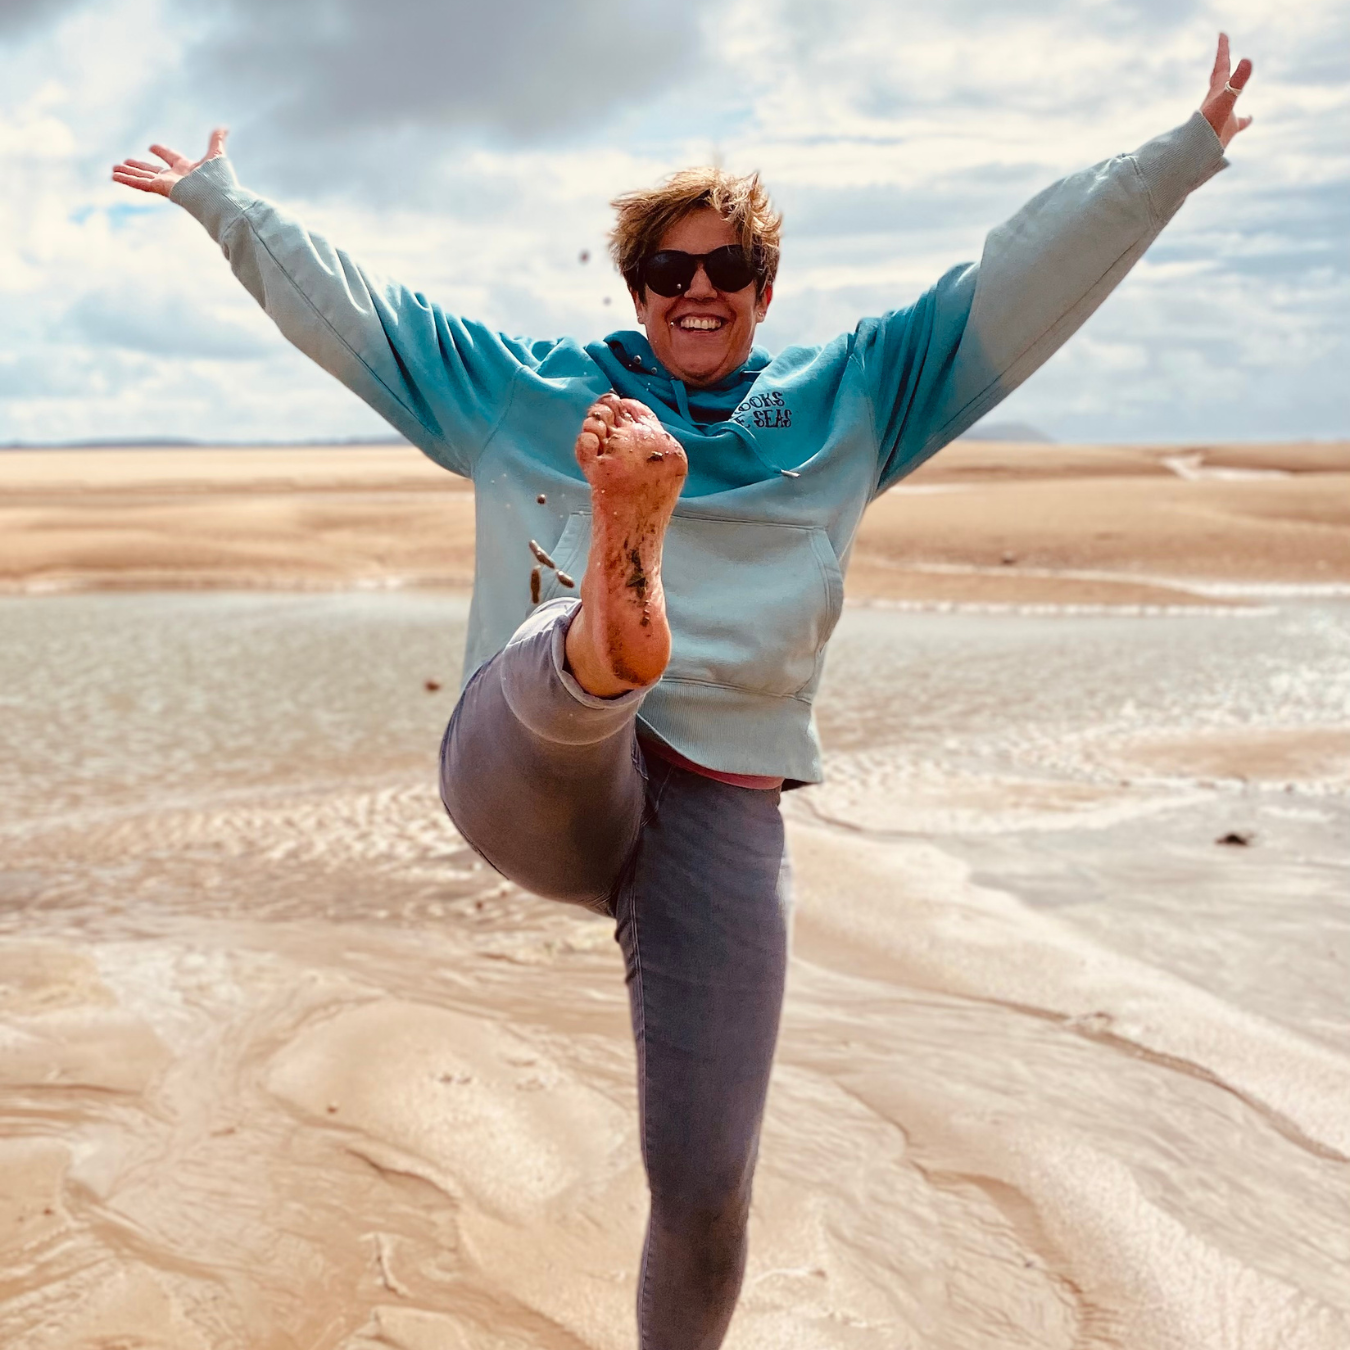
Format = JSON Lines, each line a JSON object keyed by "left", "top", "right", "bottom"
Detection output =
{"left": 1209, "top": 54, "right": 1253, "bottom": 123}
{"left": 112, "top": 161, "right": 158, "bottom": 180}
{"left": 135, "top": 129, "right": 225, "bottom": 177}
{"left": 1210, "top": 31, "right": 1230, "bottom": 88}
{"left": 1200, "top": 35, "right": 1252, "bottom": 145}
{"left": 111, "top": 168, "right": 165, "bottom": 196}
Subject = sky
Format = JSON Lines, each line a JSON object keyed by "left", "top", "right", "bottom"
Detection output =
{"left": 1, "top": 0, "right": 1346, "bottom": 446}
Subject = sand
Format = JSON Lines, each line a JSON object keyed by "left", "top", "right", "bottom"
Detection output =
{"left": 3, "top": 439, "right": 1347, "bottom": 601}
{"left": 2, "top": 440, "right": 1348, "bottom": 1348}
{"left": 0, "top": 445, "right": 475, "bottom": 593}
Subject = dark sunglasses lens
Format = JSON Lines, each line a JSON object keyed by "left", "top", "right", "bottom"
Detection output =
{"left": 703, "top": 247, "right": 757, "bottom": 292}
{"left": 643, "top": 252, "right": 697, "bottom": 297}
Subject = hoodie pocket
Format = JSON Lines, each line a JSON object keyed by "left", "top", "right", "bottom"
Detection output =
{"left": 663, "top": 511, "right": 844, "bottom": 698}
{"left": 540, "top": 509, "right": 844, "bottom": 699}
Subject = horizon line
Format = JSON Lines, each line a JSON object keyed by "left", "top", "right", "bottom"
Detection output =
{"left": 4, "top": 434, "right": 1348, "bottom": 451}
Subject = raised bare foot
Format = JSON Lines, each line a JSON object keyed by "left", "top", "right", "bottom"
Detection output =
{"left": 565, "top": 394, "right": 687, "bottom": 696}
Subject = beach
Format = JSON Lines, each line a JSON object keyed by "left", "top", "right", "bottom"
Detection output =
{"left": 4, "top": 438, "right": 1349, "bottom": 603}
{"left": 2, "top": 440, "right": 1348, "bottom": 1349}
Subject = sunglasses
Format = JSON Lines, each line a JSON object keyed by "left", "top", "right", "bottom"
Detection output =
{"left": 639, "top": 246, "right": 762, "bottom": 298}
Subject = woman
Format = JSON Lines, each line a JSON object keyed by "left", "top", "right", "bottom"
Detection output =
{"left": 114, "top": 36, "right": 1251, "bottom": 1349}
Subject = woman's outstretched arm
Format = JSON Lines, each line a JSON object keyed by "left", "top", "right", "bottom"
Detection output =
{"left": 862, "top": 34, "right": 1253, "bottom": 494}
{"left": 112, "top": 131, "right": 537, "bottom": 479}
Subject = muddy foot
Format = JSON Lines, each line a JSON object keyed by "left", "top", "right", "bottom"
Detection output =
{"left": 564, "top": 394, "right": 687, "bottom": 695}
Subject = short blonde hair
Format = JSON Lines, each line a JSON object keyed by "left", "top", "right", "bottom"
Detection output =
{"left": 609, "top": 167, "right": 782, "bottom": 297}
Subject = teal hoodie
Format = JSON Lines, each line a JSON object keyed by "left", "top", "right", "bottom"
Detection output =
{"left": 171, "top": 113, "right": 1226, "bottom": 782}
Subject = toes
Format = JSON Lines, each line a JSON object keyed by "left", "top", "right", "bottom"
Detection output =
{"left": 575, "top": 429, "right": 603, "bottom": 467}
{"left": 589, "top": 394, "right": 621, "bottom": 426}
{"left": 581, "top": 415, "right": 612, "bottom": 455}
{"left": 577, "top": 393, "right": 679, "bottom": 475}
{"left": 619, "top": 397, "right": 656, "bottom": 423}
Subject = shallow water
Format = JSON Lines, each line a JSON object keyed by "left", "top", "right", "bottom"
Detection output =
{"left": 1, "top": 591, "right": 1348, "bottom": 1349}
{"left": 805, "top": 600, "right": 1350, "bottom": 1057}
{"left": 0, "top": 593, "right": 478, "bottom": 935}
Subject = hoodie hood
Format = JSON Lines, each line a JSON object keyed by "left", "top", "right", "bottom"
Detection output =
{"left": 581, "top": 329, "right": 796, "bottom": 493}
{"left": 587, "top": 330, "right": 772, "bottom": 428}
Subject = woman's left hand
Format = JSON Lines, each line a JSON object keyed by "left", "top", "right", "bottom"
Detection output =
{"left": 1200, "top": 32, "right": 1253, "bottom": 149}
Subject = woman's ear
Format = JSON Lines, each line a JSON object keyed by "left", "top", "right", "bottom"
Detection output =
{"left": 754, "top": 282, "right": 774, "bottom": 323}
{"left": 630, "top": 287, "right": 648, "bottom": 325}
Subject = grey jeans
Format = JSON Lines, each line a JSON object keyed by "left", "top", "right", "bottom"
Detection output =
{"left": 439, "top": 599, "right": 790, "bottom": 1350}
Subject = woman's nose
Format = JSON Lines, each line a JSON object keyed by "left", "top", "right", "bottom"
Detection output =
{"left": 686, "top": 263, "right": 717, "bottom": 297}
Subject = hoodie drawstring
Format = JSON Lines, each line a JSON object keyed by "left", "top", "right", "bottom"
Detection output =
{"left": 623, "top": 368, "right": 801, "bottom": 482}
{"left": 724, "top": 416, "right": 801, "bottom": 479}
{"left": 669, "top": 378, "right": 694, "bottom": 424}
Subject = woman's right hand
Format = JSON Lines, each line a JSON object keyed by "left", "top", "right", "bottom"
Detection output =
{"left": 111, "top": 127, "right": 229, "bottom": 198}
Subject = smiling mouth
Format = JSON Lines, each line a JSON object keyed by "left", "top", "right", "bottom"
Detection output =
{"left": 673, "top": 315, "right": 727, "bottom": 331}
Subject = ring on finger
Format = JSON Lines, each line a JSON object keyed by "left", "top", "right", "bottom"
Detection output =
{"left": 1224, "top": 81, "right": 1241, "bottom": 96}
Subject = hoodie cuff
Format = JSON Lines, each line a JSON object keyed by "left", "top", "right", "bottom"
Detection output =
{"left": 1130, "top": 110, "right": 1228, "bottom": 228}
{"left": 169, "top": 156, "right": 257, "bottom": 242}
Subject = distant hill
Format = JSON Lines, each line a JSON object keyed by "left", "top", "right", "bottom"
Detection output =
{"left": 958, "top": 421, "right": 1054, "bottom": 443}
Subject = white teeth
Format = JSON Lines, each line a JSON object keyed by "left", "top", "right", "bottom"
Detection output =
{"left": 676, "top": 316, "right": 724, "bottom": 330}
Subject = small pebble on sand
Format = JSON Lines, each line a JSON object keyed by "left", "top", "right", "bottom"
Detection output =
{"left": 1216, "top": 831, "right": 1254, "bottom": 847}
{"left": 424, "top": 679, "right": 441, "bottom": 693}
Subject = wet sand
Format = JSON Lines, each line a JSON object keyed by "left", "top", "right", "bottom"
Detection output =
{"left": 2, "top": 442, "right": 1349, "bottom": 1348}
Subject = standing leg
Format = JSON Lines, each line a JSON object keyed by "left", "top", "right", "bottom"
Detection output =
{"left": 616, "top": 763, "right": 791, "bottom": 1350}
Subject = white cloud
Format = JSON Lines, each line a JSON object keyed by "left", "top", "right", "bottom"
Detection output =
{"left": 1, "top": 0, "right": 1346, "bottom": 444}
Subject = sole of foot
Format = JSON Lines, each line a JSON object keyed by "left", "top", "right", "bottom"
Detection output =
{"left": 565, "top": 393, "right": 688, "bottom": 696}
